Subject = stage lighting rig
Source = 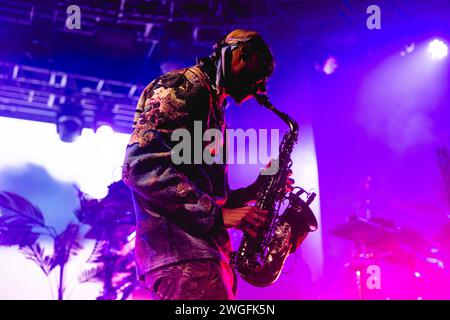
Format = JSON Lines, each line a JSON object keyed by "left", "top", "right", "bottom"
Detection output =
{"left": 56, "top": 97, "right": 84, "bottom": 143}
{"left": 93, "top": 102, "right": 115, "bottom": 134}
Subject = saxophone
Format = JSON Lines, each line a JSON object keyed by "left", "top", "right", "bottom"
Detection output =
{"left": 231, "top": 93, "right": 318, "bottom": 287}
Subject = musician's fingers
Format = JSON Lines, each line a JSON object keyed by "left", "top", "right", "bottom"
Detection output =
{"left": 245, "top": 215, "right": 266, "bottom": 228}
{"left": 286, "top": 185, "right": 294, "bottom": 192}
{"left": 244, "top": 218, "right": 260, "bottom": 230}
{"left": 286, "top": 169, "right": 293, "bottom": 176}
{"left": 287, "top": 178, "right": 295, "bottom": 185}
{"left": 252, "top": 207, "right": 269, "bottom": 215}
{"left": 241, "top": 221, "right": 258, "bottom": 238}
{"left": 249, "top": 211, "right": 268, "bottom": 223}
{"left": 246, "top": 229, "right": 258, "bottom": 238}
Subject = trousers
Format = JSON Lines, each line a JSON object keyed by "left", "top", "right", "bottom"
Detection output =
{"left": 141, "top": 259, "right": 237, "bottom": 300}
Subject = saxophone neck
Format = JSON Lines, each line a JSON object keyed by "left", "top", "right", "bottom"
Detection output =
{"left": 253, "top": 93, "right": 299, "bottom": 133}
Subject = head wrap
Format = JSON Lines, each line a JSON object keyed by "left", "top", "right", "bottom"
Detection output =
{"left": 211, "top": 29, "right": 274, "bottom": 93}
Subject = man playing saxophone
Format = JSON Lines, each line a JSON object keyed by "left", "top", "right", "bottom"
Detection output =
{"left": 122, "top": 29, "right": 293, "bottom": 300}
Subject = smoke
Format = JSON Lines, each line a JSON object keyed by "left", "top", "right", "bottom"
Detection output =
{"left": 357, "top": 42, "right": 448, "bottom": 154}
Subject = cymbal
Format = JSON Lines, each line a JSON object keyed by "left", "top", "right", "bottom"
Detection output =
{"left": 330, "top": 215, "right": 398, "bottom": 247}
{"left": 390, "top": 200, "right": 447, "bottom": 216}
{"left": 331, "top": 215, "right": 434, "bottom": 261}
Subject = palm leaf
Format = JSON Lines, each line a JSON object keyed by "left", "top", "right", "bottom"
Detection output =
{"left": 0, "top": 191, "right": 46, "bottom": 247}
{"left": 52, "top": 223, "right": 84, "bottom": 269}
{"left": 78, "top": 264, "right": 104, "bottom": 283}
{"left": 86, "top": 240, "right": 108, "bottom": 264}
{"left": 20, "top": 243, "right": 53, "bottom": 275}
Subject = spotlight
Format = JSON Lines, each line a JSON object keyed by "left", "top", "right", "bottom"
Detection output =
{"left": 56, "top": 103, "right": 84, "bottom": 143}
{"left": 315, "top": 56, "right": 338, "bottom": 75}
{"left": 428, "top": 39, "right": 448, "bottom": 60}
{"left": 93, "top": 104, "right": 114, "bottom": 133}
{"left": 95, "top": 124, "right": 114, "bottom": 143}
{"left": 96, "top": 124, "right": 113, "bottom": 135}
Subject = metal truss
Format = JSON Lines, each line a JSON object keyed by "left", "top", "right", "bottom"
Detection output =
{"left": 1, "top": 0, "right": 447, "bottom": 132}
{"left": 0, "top": 0, "right": 285, "bottom": 49}
{"left": 1, "top": 0, "right": 447, "bottom": 45}
{"left": 0, "top": 61, "right": 143, "bottom": 134}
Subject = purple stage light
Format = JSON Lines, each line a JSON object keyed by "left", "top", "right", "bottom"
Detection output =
{"left": 428, "top": 39, "right": 448, "bottom": 60}
{"left": 323, "top": 56, "right": 338, "bottom": 75}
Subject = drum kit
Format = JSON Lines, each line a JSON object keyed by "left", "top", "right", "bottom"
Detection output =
{"left": 331, "top": 214, "right": 450, "bottom": 300}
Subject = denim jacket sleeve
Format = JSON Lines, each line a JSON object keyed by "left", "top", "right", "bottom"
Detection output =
{"left": 122, "top": 71, "right": 223, "bottom": 232}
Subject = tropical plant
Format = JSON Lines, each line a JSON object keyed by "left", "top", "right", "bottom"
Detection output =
{"left": 0, "top": 191, "right": 98, "bottom": 299}
{"left": 0, "top": 181, "right": 137, "bottom": 300}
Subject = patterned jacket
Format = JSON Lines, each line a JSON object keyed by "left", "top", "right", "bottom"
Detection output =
{"left": 122, "top": 60, "right": 260, "bottom": 280}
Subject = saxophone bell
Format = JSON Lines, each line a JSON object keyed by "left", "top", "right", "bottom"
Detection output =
{"left": 281, "top": 189, "right": 318, "bottom": 254}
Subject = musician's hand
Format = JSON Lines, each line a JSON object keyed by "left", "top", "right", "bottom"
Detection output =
{"left": 221, "top": 206, "right": 269, "bottom": 238}
{"left": 256, "top": 160, "right": 296, "bottom": 192}
{"left": 285, "top": 169, "right": 295, "bottom": 192}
